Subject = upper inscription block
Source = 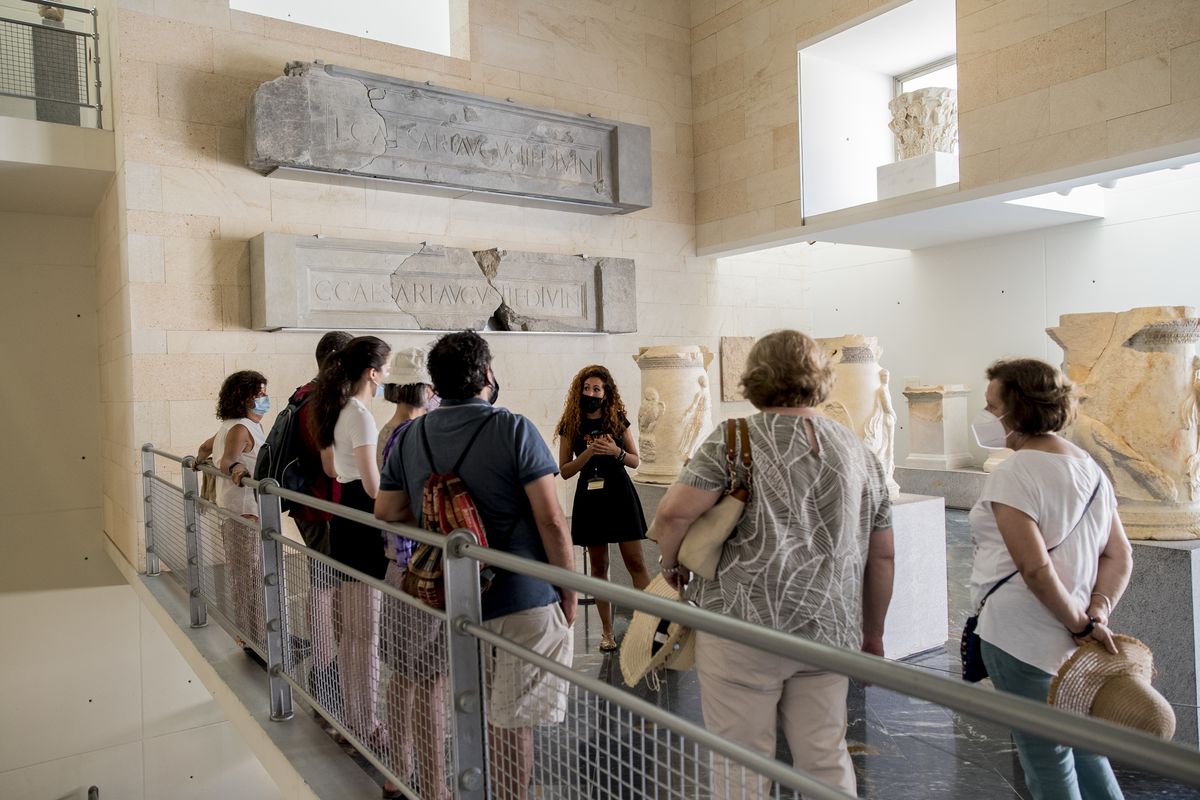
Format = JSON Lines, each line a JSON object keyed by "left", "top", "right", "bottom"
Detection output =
{"left": 246, "top": 62, "right": 652, "bottom": 215}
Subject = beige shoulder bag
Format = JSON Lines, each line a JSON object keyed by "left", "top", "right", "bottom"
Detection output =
{"left": 675, "top": 418, "right": 752, "bottom": 580}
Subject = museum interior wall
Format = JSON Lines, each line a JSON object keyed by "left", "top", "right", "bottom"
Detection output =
{"left": 692, "top": 0, "right": 1200, "bottom": 251}
{"left": 0, "top": 211, "right": 278, "bottom": 798}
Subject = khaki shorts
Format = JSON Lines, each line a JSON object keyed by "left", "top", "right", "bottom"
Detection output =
{"left": 482, "top": 603, "right": 573, "bottom": 728}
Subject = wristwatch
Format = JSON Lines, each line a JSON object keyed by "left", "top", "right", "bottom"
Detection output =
{"left": 657, "top": 555, "right": 680, "bottom": 575}
{"left": 1071, "top": 616, "right": 1098, "bottom": 638}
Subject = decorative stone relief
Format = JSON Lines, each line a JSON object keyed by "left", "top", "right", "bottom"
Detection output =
{"left": 889, "top": 87, "right": 958, "bottom": 160}
{"left": 902, "top": 384, "right": 973, "bottom": 470}
{"left": 720, "top": 336, "right": 754, "bottom": 402}
{"left": 1047, "top": 306, "right": 1200, "bottom": 540}
{"left": 249, "top": 232, "right": 635, "bottom": 333}
{"left": 246, "top": 61, "right": 651, "bottom": 215}
{"left": 817, "top": 335, "right": 901, "bottom": 499}
{"left": 632, "top": 346, "right": 714, "bottom": 485}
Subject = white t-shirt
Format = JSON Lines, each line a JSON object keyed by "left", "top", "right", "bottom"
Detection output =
{"left": 968, "top": 449, "right": 1115, "bottom": 674}
{"left": 332, "top": 397, "right": 378, "bottom": 483}
{"left": 212, "top": 417, "right": 265, "bottom": 517}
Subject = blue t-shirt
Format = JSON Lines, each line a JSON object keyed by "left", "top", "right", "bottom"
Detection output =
{"left": 379, "top": 398, "right": 560, "bottom": 620}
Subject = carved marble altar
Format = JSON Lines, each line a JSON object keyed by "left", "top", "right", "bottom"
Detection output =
{"left": 903, "top": 384, "right": 972, "bottom": 470}
{"left": 633, "top": 346, "right": 714, "bottom": 485}
{"left": 1048, "top": 306, "right": 1200, "bottom": 540}
{"left": 720, "top": 336, "right": 754, "bottom": 402}
{"left": 817, "top": 335, "right": 900, "bottom": 499}
{"left": 889, "top": 87, "right": 958, "bottom": 160}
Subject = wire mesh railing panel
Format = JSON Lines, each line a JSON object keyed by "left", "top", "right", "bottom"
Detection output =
{"left": 0, "top": 18, "right": 89, "bottom": 100}
{"left": 277, "top": 539, "right": 455, "bottom": 799}
{"left": 148, "top": 478, "right": 188, "bottom": 579}
{"left": 195, "top": 497, "right": 266, "bottom": 653}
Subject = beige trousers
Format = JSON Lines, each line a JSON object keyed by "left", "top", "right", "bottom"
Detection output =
{"left": 696, "top": 631, "right": 857, "bottom": 798}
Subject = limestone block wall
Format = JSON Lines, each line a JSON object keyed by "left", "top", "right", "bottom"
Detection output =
{"left": 692, "top": 0, "right": 1200, "bottom": 252}
{"left": 100, "top": 0, "right": 802, "bottom": 566}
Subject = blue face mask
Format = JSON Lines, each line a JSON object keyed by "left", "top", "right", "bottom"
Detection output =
{"left": 375, "top": 382, "right": 386, "bottom": 399}
{"left": 252, "top": 396, "right": 270, "bottom": 415}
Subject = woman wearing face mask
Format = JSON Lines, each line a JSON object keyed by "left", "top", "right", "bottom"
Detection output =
{"left": 195, "top": 370, "right": 269, "bottom": 658}
{"left": 312, "top": 335, "right": 392, "bottom": 745}
{"left": 556, "top": 365, "right": 650, "bottom": 652}
{"left": 968, "top": 358, "right": 1132, "bottom": 800}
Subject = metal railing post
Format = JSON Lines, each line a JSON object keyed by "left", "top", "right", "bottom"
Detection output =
{"left": 90, "top": 6, "right": 101, "bottom": 129}
{"left": 180, "top": 457, "right": 208, "bottom": 629}
{"left": 141, "top": 444, "right": 160, "bottom": 576}
{"left": 257, "top": 480, "right": 294, "bottom": 722}
{"left": 444, "top": 530, "right": 489, "bottom": 799}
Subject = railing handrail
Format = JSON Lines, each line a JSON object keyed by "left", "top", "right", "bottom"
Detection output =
{"left": 143, "top": 444, "right": 1200, "bottom": 789}
{"left": 10, "top": 0, "right": 96, "bottom": 15}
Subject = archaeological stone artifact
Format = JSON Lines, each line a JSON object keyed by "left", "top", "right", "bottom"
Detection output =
{"left": 246, "top": 61, "right": 651, "bottom": 214}
{"left": 632, "top": 345, "right": 714, "bottom": 485}
{"left": 1048, "top": 306, "right": 1200, "bottom": 540}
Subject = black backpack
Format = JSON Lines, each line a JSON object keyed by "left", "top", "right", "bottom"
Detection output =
{"left": 253, "top": 386, "right": 316, "bottom": 509}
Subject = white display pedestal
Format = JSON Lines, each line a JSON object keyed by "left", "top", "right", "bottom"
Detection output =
{"left": 877, "top": 151, "right": 959, "bottom": 200}
{"left": 1109, "top": 540, "right": 1200, "bottom": 746}
{"left": 895, "top": 465, "right": 987, "bottom": 511}
{"left": 884, "top": 493, "right": 948, "bottom": 659}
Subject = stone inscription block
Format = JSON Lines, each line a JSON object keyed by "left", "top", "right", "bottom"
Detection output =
{"left": 720, "top": 336, "right": 755, "bottom": 401}
{"left": 250, "top": 233, "right": 636, "bottom": 333}
{"left": 246, "top": 62, "right": 651, "bottom": 215}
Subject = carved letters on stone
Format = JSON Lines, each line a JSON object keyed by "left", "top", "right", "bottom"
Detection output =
{"left": 250, "top": 233, "right": 636, "bottom": 333}
{"left": 246, "top": 61, "right": 652, "bottom": 215}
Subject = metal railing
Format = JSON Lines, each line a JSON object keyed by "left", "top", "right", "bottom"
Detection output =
{"left": 0, "top": 0, "right": 102, "bottom": 127}
{"left": 139, "top": 443, "right": 1200, "bottom": 799}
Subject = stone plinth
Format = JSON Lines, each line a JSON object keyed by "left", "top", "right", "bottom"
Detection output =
{"left": 1109, "top": 540, "right": 1200, "bottom": 745}
{"left": 632, "top": 346, "right": 713, "bottom": 485}
{"left": 902, "top": 384, "right": 972, "bottom": 470}
{"left": 895, "top": 466, "right": 986, "bottom": 511}
{"left": 877, "top": 151, "right": 959, "bottom": 200}
{"left": 246, "top": 61, "right": 651, "bottom": 215}
{"left": 1048, "top": 306, "right": 1200, "bottom": 539}
{"left": 885, "top": 494, "right": 949, "bottom": 659}
{"left": 249, "top": 233, "right": 635, "bottom": 333}
{"left": 817, "top": 335, "right": 900, "bottom": 499}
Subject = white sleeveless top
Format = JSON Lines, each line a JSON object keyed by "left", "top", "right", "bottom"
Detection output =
{"left": 212, "top": 417, "right": 265, "bottom": 517}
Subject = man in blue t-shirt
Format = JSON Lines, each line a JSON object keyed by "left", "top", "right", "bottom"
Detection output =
{"left": 375, "top": 330, "right": 576, "bottom": 800}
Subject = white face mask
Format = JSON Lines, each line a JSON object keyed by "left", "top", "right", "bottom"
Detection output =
{"left": 971, "top": 409, "right": 1010, "bottom": 449}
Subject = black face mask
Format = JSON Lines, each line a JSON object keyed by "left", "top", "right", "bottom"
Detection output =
{"left": 487, "top": 376, "right": 500, "bottom": 406}
{"left": 581, "top": 395, "right": 603, "bottom": 413}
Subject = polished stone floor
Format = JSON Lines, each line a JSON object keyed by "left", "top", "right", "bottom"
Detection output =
{"left": 568, "top": 510, "right": 1200, "bottom": 799}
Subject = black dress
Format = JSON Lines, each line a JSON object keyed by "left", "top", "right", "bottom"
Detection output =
{"left": 570, "top": 416, "right": 648, "bottom": 547}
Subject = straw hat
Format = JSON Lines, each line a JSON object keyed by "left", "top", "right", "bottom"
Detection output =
{"left": 619, "top": 574, "right": 696, "bottom": 688}
{"left": 1048, "top": 634, "right": 1175, "bottom": 740}
{"left": 387, "top": 346, "right": 431, "bottom": 387}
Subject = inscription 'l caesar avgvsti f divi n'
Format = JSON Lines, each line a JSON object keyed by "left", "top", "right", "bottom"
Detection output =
{"left": 245, "top": 62, "right": 651, "bottom": 214}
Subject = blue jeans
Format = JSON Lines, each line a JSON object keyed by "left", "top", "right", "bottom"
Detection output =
{"left": 981, "top": 641, "right": 1124, "bottom": 800}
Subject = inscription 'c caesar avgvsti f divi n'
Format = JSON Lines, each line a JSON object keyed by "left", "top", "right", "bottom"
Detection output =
{"left": 249, "top": 233, "right": 635, "bottom": 334}
{"left": 245, "top": 62, "right": 651, "bottom": 214}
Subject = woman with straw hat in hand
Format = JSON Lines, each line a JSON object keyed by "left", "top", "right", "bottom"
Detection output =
{"left": 967, "top": 358, "right": 1133, "bottom": 800}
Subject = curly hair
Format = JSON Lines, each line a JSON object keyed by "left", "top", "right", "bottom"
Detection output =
{"left": 740, "top": 330, "right": 834, "bottom": 408}
{"left": 555, "top": 365, "right": 629, "bottom": 443}
{"left": 986, "top": 358, "right": 1077, "bottom": 435}
{"left": 216, "top": 370, "right": 266, "bottom": 420}
{"left": 428, "top": 331, "right": 491, "bottom": 400}
{"left": 311, "top": 336, "right": 391, "bottom": 448}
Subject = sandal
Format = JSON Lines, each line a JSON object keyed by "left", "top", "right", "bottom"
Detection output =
{"left": 599, "top": 632, "right": 619, "bottom": 652}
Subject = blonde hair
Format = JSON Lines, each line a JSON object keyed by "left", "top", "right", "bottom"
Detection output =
{"left": 740, "top": 330, "right": 834, "bottom": 409}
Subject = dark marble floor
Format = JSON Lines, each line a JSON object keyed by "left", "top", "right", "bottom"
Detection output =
{"left": 569, "top": 510, "right": 1200, "bottom": 799}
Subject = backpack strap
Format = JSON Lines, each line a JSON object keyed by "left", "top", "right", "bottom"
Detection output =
{"left": 420, "top": 412, "right": 498, "bottom": 474}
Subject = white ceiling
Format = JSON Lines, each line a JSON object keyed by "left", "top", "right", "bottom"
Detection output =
{"left": 801, "top": 0, "right": 956, "bottom": 75}
{"left": 0, "top": 161, "right": 114, "bottom": 216}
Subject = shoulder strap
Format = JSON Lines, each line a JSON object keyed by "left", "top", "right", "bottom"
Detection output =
{"left": 422, "top": 412, "right": 498, "bottom": 474}
{"left": 979, "top": 478, "right": 1103, "bottom": 610}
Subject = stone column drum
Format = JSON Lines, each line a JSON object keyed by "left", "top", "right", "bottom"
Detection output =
{"left": 817, "top": 335, "right": 901, "bottom": 499}
{"left": 632, "top": 345, "right": 714, "bottom": 485}
{"left": 902, "top": 384, "right": 972, "bottom": 470}
{"left": 1048, "top": 306, "right": 1200, "bottom": 540}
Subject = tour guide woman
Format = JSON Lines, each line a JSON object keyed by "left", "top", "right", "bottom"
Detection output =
{"left": 968, "top": 358, "right": 1132, "bottom": 800}
{"left": 556, "top": 365, "right": 651, "bottom": 652}
{"left": 653, "top": 330, "right": 894, "bottom": 797}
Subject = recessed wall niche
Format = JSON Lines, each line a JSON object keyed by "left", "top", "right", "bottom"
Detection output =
{"left": 798, "top": 0, "right": 956, "bottom": 219}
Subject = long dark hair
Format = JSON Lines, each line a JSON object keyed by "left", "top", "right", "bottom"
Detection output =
{"left": 311, "top": 336, "right": 391, "bottom": 448}
{"left": 555, "top": 364, "right": 627, "bottom": 442}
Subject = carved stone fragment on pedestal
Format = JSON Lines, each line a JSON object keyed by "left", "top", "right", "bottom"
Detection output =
{"left": 1047, "top": 306, "right": 1200, "bottom": 540}
{"left": 817, "top": 335, "right": 901, "bottom": 499}
{"left": 902, "top": 384, "right": 972, "bottom": 470}
{"left": 888, "top": 87, "right": 958, "bottom": 160}
{"left": 632, "top": 346, "right": 713, "bottom": 485}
